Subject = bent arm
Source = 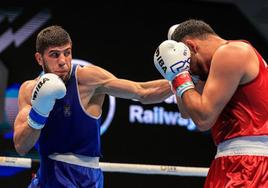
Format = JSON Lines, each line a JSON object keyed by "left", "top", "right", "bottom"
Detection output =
{"left": 79, "top": 65, "right": 173, "bottom": 104}
{"left": 176, "top": 80, "right": 205, "bottom": 119}
{"left": 180, "top": 45, "right": 252, "bottom": 131}
{"left": 13, "top": 81, "right": 41, "bottom": 155}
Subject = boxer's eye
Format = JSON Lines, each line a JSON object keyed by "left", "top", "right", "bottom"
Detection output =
{"left": 49, "top": 51, "right": 60, "bottom": 58}
{"left": 64, "top": 51, "right": 71, "bottom": 57}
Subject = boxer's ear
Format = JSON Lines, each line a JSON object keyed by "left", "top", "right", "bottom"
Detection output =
{"left": 35, "top": 52, "right": 42, "bottom": 66}
{"left": 184, "top": 40, "right": 197, "bottom": 54}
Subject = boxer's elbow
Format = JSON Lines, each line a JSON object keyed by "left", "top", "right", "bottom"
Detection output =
{"left": 196, "top": 123, "right": 211, "bottom": 132}
{"left": 14, "top": 143, "right": 29, "bottom": 156}
{"left": 194, "top": 120, "right": 213, "bottom": 132}
{"left": 181, "top": 112, "right": 190, "bottom": 119}
{"left": 14, "top": 137, "right": 31, "bottom": 156}
{"left": 192, "top": 116, "right": 215, "bottom": 132}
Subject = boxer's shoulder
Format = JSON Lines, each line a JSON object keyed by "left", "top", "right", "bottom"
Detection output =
{"left": 18, "top": 80, "right": 36, "bottom": 106}
{"left": 20, "top": 79, "right": 39, "bottom": 99}
{"left": 20, "top": 79, "right": 37, "bottom": 92}
{"left": 76, "top": 64, "right": 108, "bottom": 84}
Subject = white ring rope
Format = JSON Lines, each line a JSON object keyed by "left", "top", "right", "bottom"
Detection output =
{"left": 0, "top": 156, "right": 209, "bottom": 177}
{"left": 0, "top": 156, "right": 32, "bottom": 168}
{"left": 100, "top": 162, "right": 208, "bottom": 177}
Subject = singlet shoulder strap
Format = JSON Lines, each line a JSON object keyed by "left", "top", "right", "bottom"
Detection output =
{"left": 70, "top": 63, "right": 79, "bottom": 77}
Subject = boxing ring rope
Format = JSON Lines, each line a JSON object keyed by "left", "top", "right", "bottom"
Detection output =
{"left": 0, "top": 156, "right": 208, "bottom": 177}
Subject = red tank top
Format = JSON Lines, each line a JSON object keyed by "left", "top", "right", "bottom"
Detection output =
{"left": 211, "top": 42, "right": 268, "bottom": 145}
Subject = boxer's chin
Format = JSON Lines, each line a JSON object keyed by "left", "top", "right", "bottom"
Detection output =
{"left": 60, "top": 71, "right": 71, "bottom": 83}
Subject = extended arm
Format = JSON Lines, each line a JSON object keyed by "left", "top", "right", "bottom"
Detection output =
{"left": 78, "top": 65, "right": 173, "bottom": 104}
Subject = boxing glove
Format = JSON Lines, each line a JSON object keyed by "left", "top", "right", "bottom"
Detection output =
{"left": 153, "top": 40, "right": 194, "bottom": 97}
{"left": 27, "top": 73, "right": 66, "bottom": 129}
{"left": 167, "top": 24, "right": 200, "bottom": 84}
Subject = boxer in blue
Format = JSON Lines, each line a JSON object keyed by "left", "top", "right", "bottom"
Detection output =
{"left": 13, "top": 25, "right": 172, "bottom": 188}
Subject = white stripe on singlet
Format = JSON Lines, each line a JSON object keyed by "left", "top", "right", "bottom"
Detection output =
{"left": 49, "top": 153, "right": 100, "bottom": 169}
{"left": 215, "top": 135, "right": 268, "bottom": 158}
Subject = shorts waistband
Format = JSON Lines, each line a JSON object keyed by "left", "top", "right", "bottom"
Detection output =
{"left": 48, "top": 153, "right": 100, "bottom": 169}
{"left": 215, "top": 135, "right": 268, "bottom": 158}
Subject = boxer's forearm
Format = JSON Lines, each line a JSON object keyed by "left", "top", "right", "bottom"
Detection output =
{"left": 14, "top": 125, "right": 41, "bottom": 156}
{"left": 13, "top": 109, "right": 41, "bottom": 155}
{"left": 137, "top": 79, "right": 173, "bottom": 104}
{"left": 176, "top": 96, "right": 190, "bottom": 119}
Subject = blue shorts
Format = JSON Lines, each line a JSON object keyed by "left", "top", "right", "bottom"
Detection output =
{"left": 28, "top": 160, "right": 103, "bottom": 188}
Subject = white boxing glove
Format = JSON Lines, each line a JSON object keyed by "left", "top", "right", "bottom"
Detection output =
{"left": 28, "top": 73, "right": 66, "bottom": 129}
{"left": 167, "top": 24, "right": 200, "bottom": 84}
{"left": 153, "top": 40, "right": 194, "bottom": 97}
{"left": 154, "top": 40, "right": 191, "bottom": 80}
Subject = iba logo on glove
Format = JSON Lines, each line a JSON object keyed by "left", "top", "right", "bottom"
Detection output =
{"left": 154, "top": 40, "right": 191, "bottom": 81}
{"left": 154, "top": 47, "right": 167, "bottom": 74}
{"left": 154, "top": 46, "right": 190, "bottom": 74}
{"left": 32, "top": 77, "right": 50, "bottom": 101}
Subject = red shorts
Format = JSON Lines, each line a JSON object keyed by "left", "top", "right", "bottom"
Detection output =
{"left": 204, "top": 155, "right": 268, "bottom": 188}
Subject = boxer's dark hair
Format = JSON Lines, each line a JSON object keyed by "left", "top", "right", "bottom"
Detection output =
{"left": 36, "top": 25, "right": 72, "bottom": 54}
{"left": 171, "top": 19, "right": 217, "bottom": 42}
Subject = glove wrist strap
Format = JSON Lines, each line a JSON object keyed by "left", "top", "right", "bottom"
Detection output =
{"left": 172, "top": 71, "right": 195, "bottom": 98}
{"left": 27, "top": 108, "right": 47, "bottom": 129}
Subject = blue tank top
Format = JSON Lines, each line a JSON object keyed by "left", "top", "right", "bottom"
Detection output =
{"left": 38, "top": 64, "right": 102, "bottom": 157}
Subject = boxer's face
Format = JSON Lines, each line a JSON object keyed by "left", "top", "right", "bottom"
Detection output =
{"left": 189, "top": 54, "right": 209, "bottom": 81}
{"left": 183, "top": 39, "right": 210, "bottom": 81}
{"left": 39, "top": 43, "right": 72, "bottom": 82}
{"left": 187, "top": 47, "right": 210, "bottom": 81}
